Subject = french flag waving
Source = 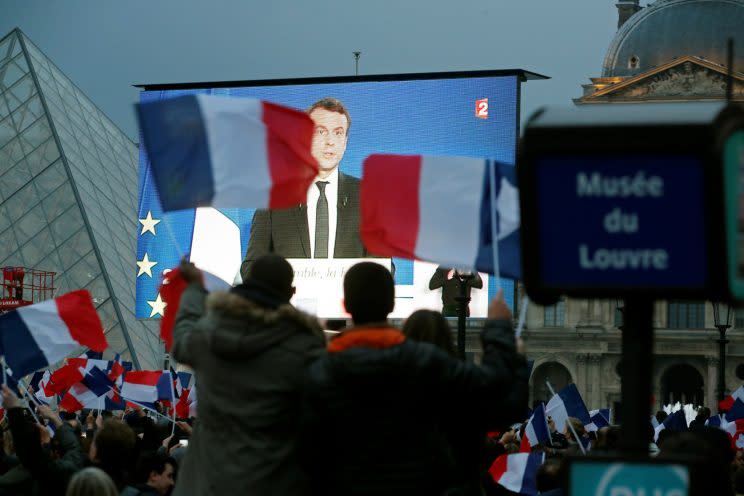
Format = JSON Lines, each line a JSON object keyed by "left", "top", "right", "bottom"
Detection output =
{"left": 136, "top": 95, "right": 318, "bottom": 212}
{"left": 654, "top": 409, "right": 688, "bottom": 441}
{"left": 546, "top": 384, "right": 593, "bottom": 434}
{"left": 120, "top": 371, "right": 161, "bottom": 409}
{"left": 59, "top": 366, "right": 113, "bottom": 413}
{"left": 360, "top": 154, "right": 520, "bottom": 279}
{"left": 489, "top": 452, "right": 544, "bottom": 496}
{"left": 520, "top": 403, "right": 551, "bottom": 452}
{"left": 589, "top": 408, "right": 612, "bottom": 430}
{"left": 0, "top": 290, "right": 107, "bottom": 377}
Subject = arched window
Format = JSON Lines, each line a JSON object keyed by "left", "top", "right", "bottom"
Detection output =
{"left": 531, "top": 361, "right": 572, "bottom": 406}
{"left": 660, "top": 364, "right": 704, "bottom": 406}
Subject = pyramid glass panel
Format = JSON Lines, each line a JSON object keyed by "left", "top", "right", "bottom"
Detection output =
{"left": 0, "top": 29, "right": 161, "bottom": 370}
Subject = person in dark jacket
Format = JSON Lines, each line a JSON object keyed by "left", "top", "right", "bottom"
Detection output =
{"left": 1, "top": 385, "right": 86, "bottom": 496}
{"left": 403, "top": 309, "right": 485, "bottom": 496}
{"left": 429, "top": 267, "right": 484, "bottom": 317}
{"left": 129, "top": 452, "right": 176, "bottom": 495}
{"left": 89, "top": 419, "right": 137, "bottom": 491}
{"left": 171, "top": 254, "right": 326, "bottom": 496}
{"left": 402, "top": 309, "right": 456, "bottom": 357}
{"left": 300, "top": 262, "right": 529, "bottom": 496}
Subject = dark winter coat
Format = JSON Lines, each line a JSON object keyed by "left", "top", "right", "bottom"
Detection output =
{"left": 300, "top": 320, "right": 529, "bottom": 496}
{"left": 5, "top": 408, "right": 86, "bottom": 496}
{"left": 171, "top": 283, "right": 326, "bottom": 496}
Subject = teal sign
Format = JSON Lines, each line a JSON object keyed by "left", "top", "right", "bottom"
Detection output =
{"left": 570, "top": 461, "right": 688, "bottom": 496}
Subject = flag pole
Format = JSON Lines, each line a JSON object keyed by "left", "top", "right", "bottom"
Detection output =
{"left": 546, "top": 380, "right": 586, "bottom": 455}
{"left": 125, "top": 398, "right": 176, "bottom": 424}
{"left": 541, "top": 402, "right": 554, "bottom": 447}
{"left": 516, "top": 295, "right": 529, "bottom": 339}
{"left": 488, "top": 160, "right": 501, "bottom": 291}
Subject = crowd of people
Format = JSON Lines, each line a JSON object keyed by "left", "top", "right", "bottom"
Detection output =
{"left": 1, "top": 255, "right": 741, "bottom": 495}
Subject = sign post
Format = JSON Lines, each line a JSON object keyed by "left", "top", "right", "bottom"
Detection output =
{"left": 519, "top": 102, "right": 744, "bottom": 491}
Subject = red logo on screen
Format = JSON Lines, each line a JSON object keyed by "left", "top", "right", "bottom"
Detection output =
{"left": 475, "top": 98, "right": 488, "bottom": 119}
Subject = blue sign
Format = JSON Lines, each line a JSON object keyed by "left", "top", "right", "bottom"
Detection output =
{"left": 570, "top": 461, "right": 688, "bottom": 496}
{"left": 536, "top": 156, "right": 706, "bottom": 289}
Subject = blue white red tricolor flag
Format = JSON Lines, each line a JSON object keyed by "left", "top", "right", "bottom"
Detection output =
{"left": 520, "top": 403, "right": 551, "bottom": 452}
{"left": 120, "top": 371, "right": 161, "bottom": 409}
{"left": 58, "top": 366, "right": 114, "bottom": 413}
{"left": 0, "top": 290, "right": 107, "bottom": 377}
{"left": 720, "top": 385, "right": 744, "bottom": 411}
{"left": 360, "top": 154, "right": 520, "bottom": 279}
{"left": 588, "top": 408, "right": 612, "bottom": 430}
{"left": 136, "top": 95, "right": 318, "bottom": 212}
{"left": 654, "top": 409, "right": 688, "bottom": 441}
{"left": 546, "top": 384, "right": 593, "bottom": 434}
{"left": 489, "top": 452, "right": 544, "bottom": 496}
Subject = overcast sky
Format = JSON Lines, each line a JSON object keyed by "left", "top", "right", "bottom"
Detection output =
{"left": 1, "top": 0, "right": 623, "bottom": 140}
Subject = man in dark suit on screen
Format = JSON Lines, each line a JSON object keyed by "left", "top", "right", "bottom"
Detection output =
{"left": 241, "top": 98, "right": 367, "bottom": 280}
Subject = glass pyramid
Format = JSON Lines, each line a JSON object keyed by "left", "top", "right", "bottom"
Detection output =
{"left": 0, "top": 28, "right": 162, "bottom": 369}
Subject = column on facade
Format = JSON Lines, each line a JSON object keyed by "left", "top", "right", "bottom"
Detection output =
{"left": 706, "top": 356, "right": 719, "bottom": 409}
{"left": 587, "top": 354, "right": 602, "bottom": 409}
{"left": 576, "top": 353, "right": 589, "bottom": 401}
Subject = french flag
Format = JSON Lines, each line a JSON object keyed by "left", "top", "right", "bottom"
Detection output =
{"left": 546, "top": 384, "right": 592, "bottom": 434}
{"left": 520, "top": 403, "right": 551, "bottom": 452}
{"left": 489, "top": 452, "right": 544, "bottom": 496}
{"left": 120, "top": 371, "right": 161, "bottom": 408}
{"left": 59, "top": 367, "right": 113, "bottom": 413}
{"left": 654, "top": 409, "right": 688, "bottom": 441}
{"left": 175, "top": 388, "right": 191, "bottom": 419}
{"left": 159, "top": 267, "right": 230, "bottom": 350}
{"left": 727, "top": 399, "right": 744, "bottom": 422}
{"left": 33, "top": 371, "right": 55, "bottom": 405}
{"left": 157, "top": 370, "right": 175, "bottom": 402}
{"left": 589, "top": 408, "right": 612, "bottom": 430}
{"left": 360, "top": 154, "right": 521, "bottom": 279}
{"left": 47, "top": 363, "right": 86, "bottom": 395}
{"left": 0, "top": 290, "right": 107, "bottom": 377}
{"left": 176, "top": 371, "right": 192, "bottom": 397}
{"left": 136, "top": 95, "right": 319, "bottom": 212}
{"left": 720, "top": 385, "right": 744, "bottom": 412}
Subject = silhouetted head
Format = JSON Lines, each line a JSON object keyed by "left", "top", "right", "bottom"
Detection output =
{"left": 237, "top": 254, "right": 295, "bottom": 307}
{"left": 343, "top": 262, "right": 394, "bottom": 325}
{"left": 403, "top": 309, "right": 455, "bottom": 357}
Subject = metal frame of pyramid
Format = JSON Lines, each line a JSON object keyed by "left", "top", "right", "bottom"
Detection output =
{"left": 0, "top": 28, "right": 162, "bottom": 369}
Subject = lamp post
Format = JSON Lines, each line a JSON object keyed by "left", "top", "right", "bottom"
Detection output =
{"left": 712, "top": 302, "right": 733, "bottom": 402}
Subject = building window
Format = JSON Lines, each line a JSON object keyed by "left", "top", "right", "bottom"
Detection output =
{"left": 544, "top": 299, "right": 566, "bottom": 327}
{"left": 629, "top": 55, "right": 640, "bottom": 69}
{"left": 667, "top": 301, "right": 705, "bottom": 329}
{"left": 736, "top": 308, "right": 744, "bottom": 329}
{"left": 614, "top": 307, "right": 624, "bottom": 329}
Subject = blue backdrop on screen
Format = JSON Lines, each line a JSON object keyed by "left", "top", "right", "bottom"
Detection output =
{"left": 136, "top": 76, "right": 519, "bottom": 318}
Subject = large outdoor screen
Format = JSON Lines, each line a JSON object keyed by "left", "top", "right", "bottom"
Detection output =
{"left": 136, "top": 73, "right": 520, "bottom": 319}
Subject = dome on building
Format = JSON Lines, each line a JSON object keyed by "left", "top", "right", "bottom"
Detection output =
{"left": 603, "top": 0, "right": 744, "bottom": 78}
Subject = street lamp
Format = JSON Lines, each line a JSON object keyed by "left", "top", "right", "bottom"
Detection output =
{"left": 712, "top": 302, "right": 734, "bottom": 402}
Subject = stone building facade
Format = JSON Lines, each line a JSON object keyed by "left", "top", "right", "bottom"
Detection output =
{"left": 524, "top": 0, "right": 744, "bottom": 415}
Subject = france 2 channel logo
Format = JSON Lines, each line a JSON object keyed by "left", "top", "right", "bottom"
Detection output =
{"left": 475, "top": 98, "right": 488, "bottom": 119}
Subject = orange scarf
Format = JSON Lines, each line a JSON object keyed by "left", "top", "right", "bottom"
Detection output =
{"left": 327, "top": 327, "right": 406, "bottom": 353}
